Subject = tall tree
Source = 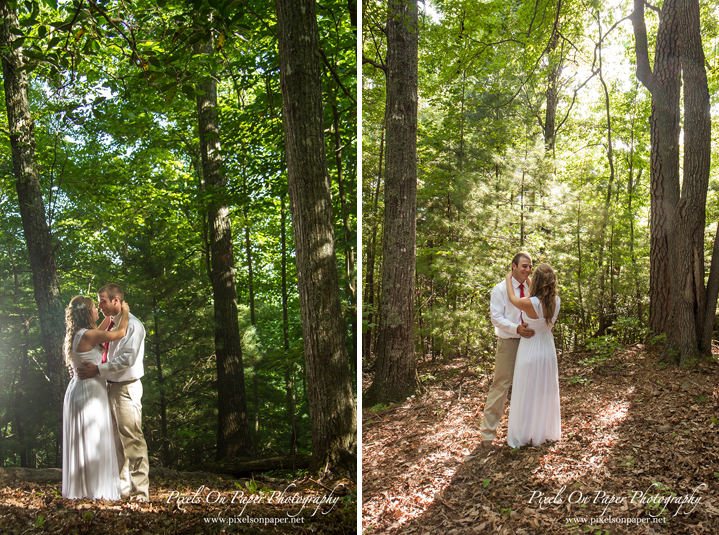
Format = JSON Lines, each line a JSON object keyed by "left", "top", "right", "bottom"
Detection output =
{"left": 0, "top": 0, "right": 67, "bottom": 464}
{"left": 631, "top": 0, "right": 717, "bottom": 364}
{"left": 275, "top": 0, "right": 356, "bottom": 472}
{"left": 194, "top": 37, "right": 253, "bottom": 460}
{"left": 364, "top": 0, "right": 420, "bottom": 403}
{"left": 630, "top": 0, "right": 680, "bottom": 341}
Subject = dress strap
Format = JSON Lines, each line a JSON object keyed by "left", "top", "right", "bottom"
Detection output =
{"left": 530, "top": 296, "right": 543, "bottom": 318}
{"left": 72, "top": 328, "right": 88, "bottom": 353}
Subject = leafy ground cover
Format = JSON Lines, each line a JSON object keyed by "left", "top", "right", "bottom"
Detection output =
{"left": 362, "top": 344, "right": 719, "bottom": 534}
{"left": 0, "top": 468, "right": 356, "bottom": 534}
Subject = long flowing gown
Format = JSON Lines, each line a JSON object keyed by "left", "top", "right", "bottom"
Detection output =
{"left": 507, "top": 295, "right": 562, "bottom": 448}
{"left": 62, "top": 328, "right": 121, "bottom": 500}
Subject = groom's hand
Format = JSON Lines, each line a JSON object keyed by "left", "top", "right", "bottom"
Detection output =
{"left": 77, "top": 361, "right": 100, "bottom": 379}
{"left": 517, "top": 324, "right": 535, "bottom": 338}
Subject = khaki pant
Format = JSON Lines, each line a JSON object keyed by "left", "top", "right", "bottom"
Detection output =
{"left": 480, "top": 338, "right": 520, "bottom": 442}
{"left": 107, "top": 380, "right": 150, "bottom": 501}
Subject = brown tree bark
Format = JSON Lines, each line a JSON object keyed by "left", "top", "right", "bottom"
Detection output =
{"left": 194, "top": 38, "right": 253, "bottom": 460}
{"left": 0, "top": 0, "right": 67, "bottom": 465}
{"left": 365, "top": 0, "right": 421, "bottom": 404}
{"left": 632, "top": 0, "right": 716, "bottom": 364}
{"left": 667, "top": 0, "right": 711, "bottom": 364}
{"left": 631, "top": 0, "right": 680, "bottom": 339}
{"left": 275, "top": 0, "right": 357, "bottom": 473}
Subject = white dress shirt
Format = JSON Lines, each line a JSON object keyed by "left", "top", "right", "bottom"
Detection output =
{"left": 98, "top": 311, "right": 145, "bottom": 382}
{"left": 489, "top": 277, "right": 527, "bottom": 339}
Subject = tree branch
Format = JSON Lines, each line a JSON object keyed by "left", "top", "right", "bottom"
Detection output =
{"left": 362, "top": 56, "right": 386, "bottom": 71}
{"left": 630, "top": 0, "right": 657, "bottom": 94}
{"left": 320, "top": 48, "right": 356, "bottom": 104}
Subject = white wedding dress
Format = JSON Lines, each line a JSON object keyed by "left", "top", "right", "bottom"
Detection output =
{"left": 507, "top": 296, "right": 561, "bottom": 448}
{"left": 62, "top": 328, "right": 121, "bottom": 500}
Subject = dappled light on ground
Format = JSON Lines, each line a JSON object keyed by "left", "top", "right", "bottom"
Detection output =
{"left": 363, "top": 345, "right": 719, "bottom": 534}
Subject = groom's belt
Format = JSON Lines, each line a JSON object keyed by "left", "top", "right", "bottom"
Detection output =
{"left": 106, "top": 378, "right": 140, "bottom": 385}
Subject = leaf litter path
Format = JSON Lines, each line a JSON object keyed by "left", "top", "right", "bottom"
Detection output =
{"left": 0, "top": 468, "right": 356, "bottom": 534}
{"left": 362, "top": 345, "right": 719, "bottom": 534}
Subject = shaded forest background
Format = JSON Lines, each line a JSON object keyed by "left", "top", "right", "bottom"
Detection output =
{"left": 362, "top": 0, "right": 719, "bottom": 371}
{"left": 0, "top": 0, "right": 357, "bottom": 472}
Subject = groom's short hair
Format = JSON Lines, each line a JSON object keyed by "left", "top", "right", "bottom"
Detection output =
{"left": 98, "top": 283, "right": 124, "bottom": 303}
{"left": 511, "top": 252, "right": 532, "bottom": 268}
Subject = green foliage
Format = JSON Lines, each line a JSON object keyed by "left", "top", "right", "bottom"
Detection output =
{"left": 580, "top": 336, "right": 623, "bottom": 367}
{"left": 0, "top": 0, "right": 355, "bottom": 469}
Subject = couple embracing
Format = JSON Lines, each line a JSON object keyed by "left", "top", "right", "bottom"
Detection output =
{"left": 481, "top": 253, "right": 562, "bottom": 449}
{"left": 61, "top": 284, "right": 149, "bottom": 501}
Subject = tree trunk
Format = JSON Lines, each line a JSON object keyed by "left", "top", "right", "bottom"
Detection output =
{"left": 331, "top": 101, "right": 357, "bottom": 364}
{"left": 194, "top": 38, "right": 253, "bottom": 460}
{"left": 280, "top": 195, "right": 298, "bottom": 459}
{"left": 152, "top": 300, "right": 170, "bottom": 466}
{"left": 365, "top": 0, "right": 420, "bottom": 404}
{"left": 275, "top": 0, "right": 357, "bottom": 473}
{"left": 544, "top": 29, "right": 561, "bottom": 154}
{"left": 244, "top": 223, "right": 256, "bottom": 326}
{"left": 665, "top": 0, "right": 711, "bottom": 364}
{"left": 0, "top": 0, "right": 67, "bottom": 465}
{"left": 363, "top": 122, "right": 385, "bottom": 362}
{"left": 632, "top": 0, "right": 714, "bottom": 364}
{"left": 631, "top": 0, "right": 680, "bottom": 339}
{"left": 595, "top": 15, "right": 616, "bottom": 337}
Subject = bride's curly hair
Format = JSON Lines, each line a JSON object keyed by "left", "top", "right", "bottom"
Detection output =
{"left": 63, "top": 296, "right": 96, "bottom": 366}
{"left": 529, "top": 263, "right": 558, "bottom": 325}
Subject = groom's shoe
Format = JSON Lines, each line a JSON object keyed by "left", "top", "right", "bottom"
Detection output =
{"left": 481, "top": 440, "right": 496, "bottom": 450}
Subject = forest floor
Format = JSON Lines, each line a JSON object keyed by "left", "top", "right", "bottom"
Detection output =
{"left": 362, "top": 343, "right": 719, "bottom": 534}
{"left": 0, "top": 467, "right": 356, "bottom": 534}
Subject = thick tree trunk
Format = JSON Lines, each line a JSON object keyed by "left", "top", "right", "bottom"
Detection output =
{"left": 632, "top": 0, "right": 714, "bottom": 364}
{"left": 0, "top": 1, "right": 67, "bottom": 465}
{"left": 666, "top": 0, "right": 711, "bottom": 365}
{"left": 365, "top": 0, "right": 420, "bottom": 404}
{"left": 194, "top": 39, "right": 253, "bottom": 460}
{"left": 275, "top": 0, "right": 357, "bottom": 473}
{"left": 631, "top": 0, "right": 680, "bottom": 339}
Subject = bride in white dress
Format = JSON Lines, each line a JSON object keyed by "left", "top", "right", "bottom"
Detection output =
{"left": 504, "top": 264, "right": 561, "bottom": 448}
{"left": 62, "top": 295, "right": 129, "bottom": 500}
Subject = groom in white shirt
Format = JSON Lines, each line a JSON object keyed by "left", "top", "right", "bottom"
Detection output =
{"left": 77, "top": 283, "right": 150, "bottom": 501}
{"left": 480, "top": 253, "right": 534, "bottom": 449}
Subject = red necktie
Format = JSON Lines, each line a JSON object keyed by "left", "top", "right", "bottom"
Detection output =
{"left": 102, "top": 319, "right": 115, "bottom": 363}
{"left": 518, "top": 283, "right": 525, "bottom": 324}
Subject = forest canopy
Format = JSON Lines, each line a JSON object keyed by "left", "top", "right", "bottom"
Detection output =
{"left": 0, "top": 0, "right": 357, "bottom": 472}
{"left": 362, "top": 0, "right": 719, "bottom": 369}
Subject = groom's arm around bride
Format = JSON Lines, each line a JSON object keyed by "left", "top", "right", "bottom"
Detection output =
{"left": 76, "top": 283, "right": 150, "bottom": 502}
{"left": 479, "top": 253, "right": 535, "bottom": 449}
